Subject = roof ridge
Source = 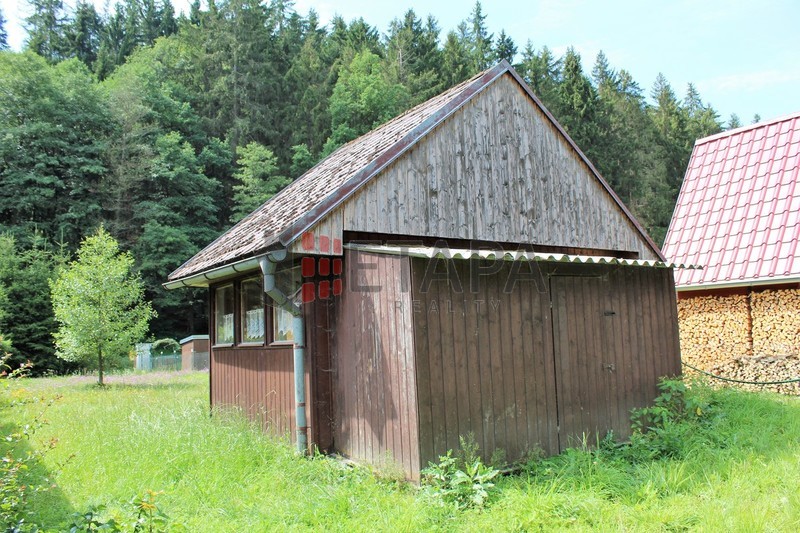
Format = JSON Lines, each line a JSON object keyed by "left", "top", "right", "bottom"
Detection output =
{"left": 695, "top": 110, "right": 800, "bottom": 146}
{"left": 169, "top": 59, "right": 665, "bottom": 283}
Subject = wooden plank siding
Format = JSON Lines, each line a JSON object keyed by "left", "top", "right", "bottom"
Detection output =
{"left": 305, "top": 291, "right": 335, "bottom": 452}
{"left": 411, "top": 257, "right": 560, "bottom": 466}
{"left": 331, "top": 249, "right": 420, "bottom": 478}
{"left": 411, "top": 257, "right": 681, "bottom": 465}
{"left": 211, "top": 345, "right": 296, "bottom": 439}
{"left": 343, "top": 73, "right": 657, "bottom": 260}
{"left": 544, "top": 263, "right": 682, "bottom": 449}
{"left": 208, "top": 274, "right": 335, "bottom": 451}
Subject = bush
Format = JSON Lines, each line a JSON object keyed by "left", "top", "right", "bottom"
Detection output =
{"left": 151, "top": 339, "right": 180, "bottom": 356}
{"left": 0, "top": 351, "right": 59, "bottom": 531}
{"left": 625, "top": 378, "right": 716, "bottom": 461}
{"left": 420, "top": 435, "right": 501, "bottom": 511}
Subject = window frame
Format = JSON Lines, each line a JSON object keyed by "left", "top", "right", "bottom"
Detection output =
{"left": 212, "top": 283, "right": 235, "bottom": 347}
{"left": 269, "top": 265, "right": 302, "bottom": 346}
{"left": 239, "top": 276, "right": 266, "bottom": 346}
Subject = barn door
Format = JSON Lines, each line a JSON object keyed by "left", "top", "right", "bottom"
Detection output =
{"left": 549, "top": 275, "right": 623, "bottom": 451}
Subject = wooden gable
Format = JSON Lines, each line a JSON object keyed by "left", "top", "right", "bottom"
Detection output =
{"left": 343, "top": 72, "right": 659, "bottom": 260}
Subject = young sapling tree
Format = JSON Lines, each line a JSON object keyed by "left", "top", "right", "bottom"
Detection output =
{"left": 50, "top": 227, "right": 155, "bottom": 385}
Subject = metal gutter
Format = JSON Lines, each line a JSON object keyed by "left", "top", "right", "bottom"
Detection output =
{"left": 677, "top": 274, "right": 800, "bottom": 292}
{"left": 163, "top": 255, "right": 262, "bottom": 290}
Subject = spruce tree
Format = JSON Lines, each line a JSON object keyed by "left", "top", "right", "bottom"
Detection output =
{"left": 0, "top": 53, "right": 111, "bottom": 246}
{"left": 63, "top": 1, "right": 104, "bottom": 68}
{"left": 385, "top": 10, "right": 443, "bottom": 103}
{"left": 494, "top": 29, "right": 516, "bottom": 64}
{"left": 0, "top": 7, "right": 8, "bottom": 50}
{"left": 26, "top": 0, "right": 67, "bottom": 62}
{"left": 441, "top": 26, "right": 472, "bottom": 86}
{"left": 468, "top": 1, "right": 493, "bottom": 71}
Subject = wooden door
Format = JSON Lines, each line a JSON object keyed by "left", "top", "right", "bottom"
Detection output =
{"left": 550, "top": 274, "right": 624, "bottom": 451}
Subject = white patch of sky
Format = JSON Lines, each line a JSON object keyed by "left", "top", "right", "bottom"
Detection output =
{"left": 2, "top": 0, "right": 798, "bottom": 122}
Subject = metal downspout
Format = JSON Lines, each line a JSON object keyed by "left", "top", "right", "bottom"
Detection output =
{"left": 259, "top": 252, "right": 308, "bottom": 454}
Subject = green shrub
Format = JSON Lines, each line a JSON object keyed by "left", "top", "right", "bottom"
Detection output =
{"left": 420, "top": 436, "right": 501, "bottom": 511}
{"left": 150, "top": 339, "right": 180, "bottom": 356}
{"left": 0, "top": 351, "right": 57, "bottom": 531}
{"left": 626, "top": 378, "right": 716, "bottom": 461}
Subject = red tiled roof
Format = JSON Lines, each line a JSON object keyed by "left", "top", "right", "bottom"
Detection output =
{"left": 663, "top": 112, "right": 800, "bottom": 289}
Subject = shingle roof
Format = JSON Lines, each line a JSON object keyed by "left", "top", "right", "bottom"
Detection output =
{"left": 663, "top": 112, "right": 800, "bottom": 289}
{"left": 168, "top": 70, "right": 489, "bottom": 282}
{"left": 169, "top": 61, "right": 662, "bottom": 284}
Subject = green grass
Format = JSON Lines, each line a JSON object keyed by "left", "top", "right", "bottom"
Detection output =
{"left": 3, "top": 372, "right": 800, "bottom": 531}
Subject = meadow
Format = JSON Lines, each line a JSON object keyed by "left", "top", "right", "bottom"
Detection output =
{"left": 2, "top": 371, "right": 800, "bottom": 531}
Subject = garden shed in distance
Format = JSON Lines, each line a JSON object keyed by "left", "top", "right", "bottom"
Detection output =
{"left": 663, "top": 112, "right": 800, "bottom": 392}
{"left": 165, "top": 60, "right": 684, "bottom": 479}
{"left": 180, "top": 335, "right": 210, "bottom": 371}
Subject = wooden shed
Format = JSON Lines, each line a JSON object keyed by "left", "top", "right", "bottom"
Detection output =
{"left": 663, "top": 112, "right": 800, "bottom": 392}
{"left": 180, "top": 335, "right": 210, "bottom": 371}
{"left": 166, "top": 61, "right": 682, "bottom": 479}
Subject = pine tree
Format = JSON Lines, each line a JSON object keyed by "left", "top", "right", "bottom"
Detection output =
{"left": 468, "top": 1, "right": 493, "bottom": 71}
{"left": 0, "top": 7, "right": 8, "bottom": 50}
{"left": 727, "top": 113, "right": 741, "bottom": 129}
{"left": 26, "top": 0, "right": 67, "bottom": 62}
{"left": 63, "top": 1, "right": 104, "bottom": 68}
{"left": 493, "top": 29, "right": 516, "bottom": 64}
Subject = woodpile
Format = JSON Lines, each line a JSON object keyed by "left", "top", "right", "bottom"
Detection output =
{"left": 751, "top": 289, "right": 800, "bottom": 358}
{"left": 677, "top": 291, "right": 800, "bottom": 395}
{"left": 677, "top": 294, "right": 750, "bottom": 366}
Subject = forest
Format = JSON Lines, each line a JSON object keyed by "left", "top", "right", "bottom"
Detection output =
{"left": 0, "top": 0, "right": 744, "bottom": 374}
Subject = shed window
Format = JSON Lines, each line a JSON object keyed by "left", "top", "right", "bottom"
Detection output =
{"left": 272, "top": 266, "right": 301, "bottom": 343}
{"left": 240, "top": 277, "right": 265, "bottom": 343}
{"left": 214, "top": 284, "right": 234, "bottom": 345}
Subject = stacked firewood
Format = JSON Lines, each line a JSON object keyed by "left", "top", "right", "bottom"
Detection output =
{"left": 751, "top": 289, "right": 800, "bottom": 357}
{"left": 677, "top": 292, "right": 800, "bottom": 395}
{"left": 677, "top": 294, "right": 750, "bottom": 367}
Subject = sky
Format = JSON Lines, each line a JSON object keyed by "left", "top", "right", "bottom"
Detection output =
{"left": 2, "top": 0, "right": 799, "bottom": 124}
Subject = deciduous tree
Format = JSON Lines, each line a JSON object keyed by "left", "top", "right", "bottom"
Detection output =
{"left": 50, "top": 228, "right": 155, "bottom": 385}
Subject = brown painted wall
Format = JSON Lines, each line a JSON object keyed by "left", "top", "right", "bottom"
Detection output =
{"left": 548, "top": 263, "right": 681, "bottom": 447}
{"left": 211, "top": 345, "right": 297, "bottom": 437}
{"left": 181, "top": 338, "right": 209, "bottom": 371}
{"left": 412, "top": 259, "right": 681, "bottom": 466}
{"left": 305, "top": 293, "right": 335, "bottom": 452}
{"left": 331, "top": 249, "right": 420, "bottom": 478}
